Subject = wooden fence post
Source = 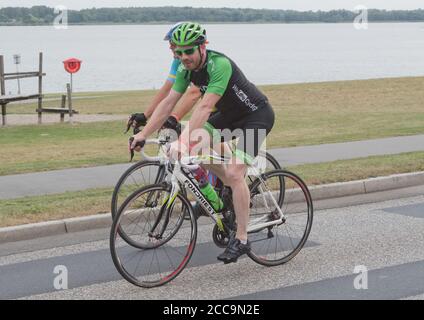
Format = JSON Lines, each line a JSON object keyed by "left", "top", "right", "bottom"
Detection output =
{"left": 60, "top": 95, "right": 66, "bottom": 123}
{"left": 67, "top": 83, "right": 73, "bottom": 124}
{"left": 37, "top": 52, "right": 43, "bottom": 124}
{"left": 0, "top": 55, "right": 6, "bottom": 126}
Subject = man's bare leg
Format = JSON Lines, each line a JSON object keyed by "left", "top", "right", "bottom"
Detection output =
{"left": 203, "top": 160, "right": 250, "bottom": 242}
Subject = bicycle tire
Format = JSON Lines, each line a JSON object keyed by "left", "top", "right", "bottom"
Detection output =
{"left": 110, "top": 183, "right": 197, "bottom": 288}
{"left": 247, "top": 169, "right": 313, "bottom": 267}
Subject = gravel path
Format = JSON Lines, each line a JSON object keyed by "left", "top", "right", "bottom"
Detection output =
{"left": 3, "top": 114, "right": 128, "bottom": 126}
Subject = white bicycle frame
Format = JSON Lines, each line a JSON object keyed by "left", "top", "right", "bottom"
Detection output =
{"left": 148, "top": 148, "right": 287, "bottom": 233}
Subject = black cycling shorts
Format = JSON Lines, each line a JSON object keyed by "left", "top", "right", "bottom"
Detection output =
{"left": 206, "top": 102, "right": 275, "bottom": 160}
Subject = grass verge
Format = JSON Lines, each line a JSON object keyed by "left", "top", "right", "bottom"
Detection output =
{"left": 1, "top": 151, "right": 423, "bottom": 228}
{"left": 1, "top": 77, "right": 423, "bottom": 176}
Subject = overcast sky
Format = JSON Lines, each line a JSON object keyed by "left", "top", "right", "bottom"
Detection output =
{"left": 0, "top": 0, "right": 423, "bottom": 11}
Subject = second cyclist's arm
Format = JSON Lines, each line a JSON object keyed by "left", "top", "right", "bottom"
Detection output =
{"left": 138, "top": 89, "right": 182, "bottom": 140}
{"left": 143, "top": 80, "right": 174, "bottom": 118}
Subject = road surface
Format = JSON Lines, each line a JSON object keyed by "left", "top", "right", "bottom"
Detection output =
{"left": 0, "top": 185, "right": 423, "bottom": 300}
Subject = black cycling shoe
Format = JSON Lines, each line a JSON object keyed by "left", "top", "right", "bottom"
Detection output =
{"left": 217, "top": 237, "right": 251, "bottom": 264}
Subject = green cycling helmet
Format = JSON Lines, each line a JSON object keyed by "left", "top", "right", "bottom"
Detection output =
{"left": 171, "top": 22, "right": 206, "bottom": 46}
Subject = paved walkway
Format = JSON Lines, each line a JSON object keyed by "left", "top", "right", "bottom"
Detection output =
{"left": 3, "top": 114, "right": 127, "bottom": 126}
{"left": 0, "top": 134, "right": 423, "bottom": 200}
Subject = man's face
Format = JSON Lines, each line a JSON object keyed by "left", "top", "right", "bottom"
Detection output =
{"left": 175, "top": 45, "right": 203, "bottom": 70}
{"left": 169, "top": 42, "right": 177, "bottom": 58}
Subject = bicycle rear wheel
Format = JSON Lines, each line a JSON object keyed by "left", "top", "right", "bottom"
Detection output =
{"left": 110, "top": 184, "right": 197, "bottom": 288}
{"left": 247, "top": 170, "right": 313, "bottom": 266}
{"left": 111, "top": 160, "right": 164, "bottom": 218}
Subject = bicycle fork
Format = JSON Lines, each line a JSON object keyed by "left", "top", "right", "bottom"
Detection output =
{"left": 147, "top": 175, "right": 181, "bottom": 240}
{"left": 144, "top": 166, "right": 167, "bottom": 207}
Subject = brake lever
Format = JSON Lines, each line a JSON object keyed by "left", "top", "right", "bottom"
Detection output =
{"left": 128, "top": 136, "right": 146, "bottom": 162}
{"left": 129, "top": 137, "right": 135, "bottom": 162}
{"left": 125, "top": 115, "right": 136, "bottom": 134}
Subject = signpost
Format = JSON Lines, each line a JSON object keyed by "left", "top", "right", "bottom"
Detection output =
{"left": 13, "top": 54, "right": 21, "bottom": 94}
{"left": 63, "top": 58, "right": 82, "bottom": 92}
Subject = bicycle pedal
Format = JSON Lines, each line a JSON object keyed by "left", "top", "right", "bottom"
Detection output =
{"left": 217, "top": 255, "right": 239, "bottom": 264}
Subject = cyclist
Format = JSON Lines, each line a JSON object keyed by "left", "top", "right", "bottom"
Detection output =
{"left": 128, "top": 22, "right": 202, "bottom": 132}
{"left": 127, "top": 22, "right": 213, "bottom": 218}
{"left": 131, "top": 22, "right": 275, "bottom": 264}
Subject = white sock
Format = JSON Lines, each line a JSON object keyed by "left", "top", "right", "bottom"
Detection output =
{"left": 239, "top": 239, "right": 247, "bottom": 245}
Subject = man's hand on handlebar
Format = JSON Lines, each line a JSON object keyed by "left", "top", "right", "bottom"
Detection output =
{"left": 128, "top": 133, "right": 146, "bottom": 162}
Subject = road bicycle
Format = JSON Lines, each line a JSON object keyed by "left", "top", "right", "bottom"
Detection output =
{"left": 110, "top": 142, "right": 313, "bottom": 288}
{"left": 111, "top": 127, "right": 282, "bottom": 245}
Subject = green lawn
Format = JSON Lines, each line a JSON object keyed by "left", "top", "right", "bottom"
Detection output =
{"left": 0, "top": 76, "right": 423, "bottom": 176}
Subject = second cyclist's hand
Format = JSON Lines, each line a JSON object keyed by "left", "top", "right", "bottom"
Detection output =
{"left": 162, "top": 115, "right": 178, "bottom": 130}
{"left": 162, "top": 115, "right": 182, "bottom": 137}
{"left": 130, "top": 113, "right": 147, "bottom": 128}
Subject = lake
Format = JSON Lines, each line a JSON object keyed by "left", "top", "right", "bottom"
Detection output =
{"left": 0, "top": 23, "right": 423, "bottom": 94}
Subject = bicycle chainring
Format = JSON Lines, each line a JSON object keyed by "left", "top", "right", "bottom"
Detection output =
{"left": 212, "top": 216, "right": 235, "bottom": 248}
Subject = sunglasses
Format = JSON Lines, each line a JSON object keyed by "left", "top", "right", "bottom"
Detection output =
{"left": 175, "top": 46, "right": 199, "bottom": 57}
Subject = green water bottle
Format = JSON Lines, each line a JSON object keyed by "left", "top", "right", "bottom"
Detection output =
{"left": 193, "top": 167, "right": 224, "bottom": 212}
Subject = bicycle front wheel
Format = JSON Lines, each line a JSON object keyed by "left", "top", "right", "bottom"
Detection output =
{"left": 110, "top": 183, "right": 197, "bottom": 288}
{"left": 247, "top": 170, "right": 313, "bottom": 266}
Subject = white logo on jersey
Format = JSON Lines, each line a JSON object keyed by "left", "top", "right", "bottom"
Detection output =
{"left": 232, "top": 84, "right": 258, "bottom": 111}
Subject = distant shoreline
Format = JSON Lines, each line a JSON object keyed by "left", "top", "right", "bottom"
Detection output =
{"left": 1, "top": 6, "right": 423, "bottom": 26}
{"left": 2, "top": 21, "right": 424, "bottom": 27}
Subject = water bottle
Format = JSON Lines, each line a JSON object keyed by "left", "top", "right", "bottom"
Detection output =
{"left": 192, "top": 166, "right": 223, "bottom": 212}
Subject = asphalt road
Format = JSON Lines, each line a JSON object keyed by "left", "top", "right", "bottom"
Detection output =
{"left": 1, "top": 185, "right": 424, "bottom": 300}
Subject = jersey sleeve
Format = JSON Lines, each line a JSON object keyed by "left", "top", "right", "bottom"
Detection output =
{"left": 172, "top": 62, "right": 190, "bottom": 93}
{"left": 205, "top": 56, "right": 232, "bottom": 96}
{"left": 166, "top": 58, "right": 180, "bottom": 83}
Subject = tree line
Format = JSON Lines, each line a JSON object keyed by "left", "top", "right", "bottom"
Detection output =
{"left": 1, "top": 6, "right": 424, "bottom": 25}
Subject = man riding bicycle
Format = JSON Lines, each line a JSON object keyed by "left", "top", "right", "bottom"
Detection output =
{"left": 131, "top": 22, "right": 275, "bottom": 264}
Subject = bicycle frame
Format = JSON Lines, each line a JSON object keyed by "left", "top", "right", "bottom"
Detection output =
{"left": 164, "top": 154, "right": 286, "bottom": 234}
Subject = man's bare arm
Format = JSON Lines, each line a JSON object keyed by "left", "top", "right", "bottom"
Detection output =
{"left": 182, "top": 92, "right": 221, "bottom": 142}
{"left": 172, "top": 85, "right": 202, "bottom": 120}
{"left": 136, "top": 89, "right": 183, "bottom": 141}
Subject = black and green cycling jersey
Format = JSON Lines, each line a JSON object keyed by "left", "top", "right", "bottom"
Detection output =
{"left": 172, "top": 50, "right": 269, "bottom": 119}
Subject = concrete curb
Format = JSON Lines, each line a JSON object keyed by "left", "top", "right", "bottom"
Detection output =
{"left": 1, "top": 171, "right": 423, "bottom": 244}
{"left": 310, "top": 171, "right": 424, "bottom": 200}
